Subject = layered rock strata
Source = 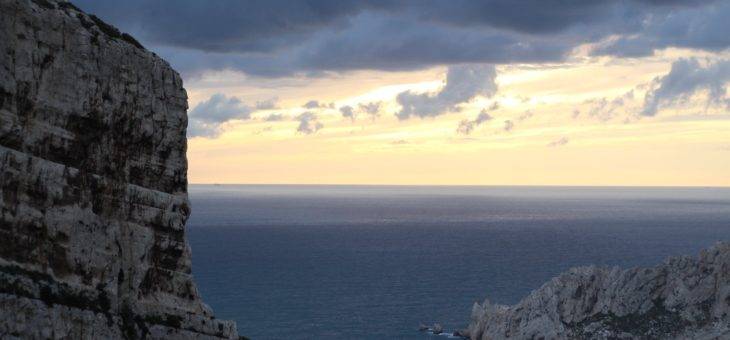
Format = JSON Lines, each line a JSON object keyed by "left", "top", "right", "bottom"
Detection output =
{"left": 465, "top": 243, "right": 730, "bottom": 339}
{"left": 0, "top": 0, "right": 238, "bottom": 338}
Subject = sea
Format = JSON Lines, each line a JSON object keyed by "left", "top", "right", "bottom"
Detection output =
{"left": 185, "top": 185, "right": 730, "bottom": 339}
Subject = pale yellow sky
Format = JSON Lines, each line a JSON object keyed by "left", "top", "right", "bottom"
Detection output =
{"left": 185, "top": 49, "right": 730, "bottom": 186}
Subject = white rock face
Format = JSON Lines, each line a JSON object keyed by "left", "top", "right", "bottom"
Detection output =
{"left": 465, "top": 243, "right": 730, "bottom": 339}
{"left": 0, "top": 0, "right": 238, "bottom": 338}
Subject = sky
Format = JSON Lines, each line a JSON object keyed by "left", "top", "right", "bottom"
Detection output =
{"left": 76, "top": 0, "right": 730, "bottom": 186}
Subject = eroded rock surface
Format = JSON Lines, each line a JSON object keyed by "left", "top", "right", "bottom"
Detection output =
{"left": 465, "top": 243, "right": 730, "bottom": 339}
{"left": 0, "top": 0, "right": 237, "bottom": 338}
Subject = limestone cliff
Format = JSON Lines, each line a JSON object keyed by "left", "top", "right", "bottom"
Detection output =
{"left": 465, "top": 243, "right": 730, "bottom": 339}
{"left": 0, "top": 0, "right": 238, "bottom": 338}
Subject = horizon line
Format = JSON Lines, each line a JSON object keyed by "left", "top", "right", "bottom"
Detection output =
{"left": 188, "top": 183, "right": 730, "bottom": 188}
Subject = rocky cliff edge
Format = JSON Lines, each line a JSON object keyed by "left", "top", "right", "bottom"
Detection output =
{"left": 0, "top": 0, "right": 239, "bottom": 338}
{"left": 466, "top": 242, "right": 730, "bottom": 339}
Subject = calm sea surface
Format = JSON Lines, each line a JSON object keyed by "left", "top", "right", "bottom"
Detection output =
{"left": 186, "top": 185, "right": 730, "bottom": 339}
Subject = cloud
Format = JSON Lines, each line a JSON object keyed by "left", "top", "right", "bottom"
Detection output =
{"left": 503, "top": 120, "right": 514, "bottom": 132}
{"left": 263, "top": 113, "right": 285, "bottom": 122}
{"left": 396, "top": 64, "right": 497, "bottom": 120}
{"left": 296, "top": 112, "right": 323, "bottom": 134}
{"left": 252, "top": 126, "right": 273, "bottom": 135}
{"left": 303, "top": 100, "right": 334, "bottom": 109}
{"left": 592, "top": 1, "right": 730, "bottom": 58}
{"left": 580, "top": 90, "right": 635, "bottom": 121}
{"left": 255, "top": 98, "right": 279, "bottom": 110}
{"left": 73, "top": 1, "right": 385, "bottom": 54}
{"left": 187, "top": 93, "right": 252, "bottom": 138}
{"left": 339, "top": 102, "right": 382, "bottom": 121}
{"left": 339, "top": 105, "right": 355, "bottom": 121}
{"left": 547, "top": 137, "right": 569, "bottom": 147}
{"left": 303, "top": 100, "right": 320, "bottom": 109}
{"left": 517, "top": 110, "right": 534, "bottom": 122}
{"left": 358, "top": 101, "right": 382, "bottom": 120}
{"left": 642, "top": 58, "right": 730, "bottom": 116}
{"left": 457, "top": 110, "right": 493, "bottom": 135}
{"left": 73, "top": 1, "right": 726, "bottom": 77}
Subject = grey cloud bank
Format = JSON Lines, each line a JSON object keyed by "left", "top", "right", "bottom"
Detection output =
{"left": 188, "top": 93, "right": 253, "bottom": 138}
{"left": 73, "top": 0, "right": 729, "bottom": 77}
{"left": 642, "top": 58, "right": 730, "bottom": 116}
{"left": 396, "top": 64, "right": 497, "bottom": 120}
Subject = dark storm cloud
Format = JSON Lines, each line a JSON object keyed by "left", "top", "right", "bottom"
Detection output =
{"left": 187, "top": 94, "right": 252, "bottom": 138}
{"left": 642, "top": 58, "right": 730, "bottom": 116}
{"left": 72, "top": 0, "right": 726, "bottom": 77}
{"left": 592, "top": 1, "right": 730, "bottom": 57}
{"left": 72, "top": 0, "right": 384, "bottom": 53}
{"left": 396, "top": 64, "right": 497, "bottom": 120}
{"left": 150, "top": 14, "right": 571, "bottom": 77}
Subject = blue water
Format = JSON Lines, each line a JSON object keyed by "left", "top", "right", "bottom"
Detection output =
{"left": 185, "top": 185, "right": 730, "bottom": 339}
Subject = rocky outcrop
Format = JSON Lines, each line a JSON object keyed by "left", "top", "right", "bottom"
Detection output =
{"left": 0, "top": 0, "right": 238, "bottom": 338}
{"left": 465, "top": 243, "right": 730, "bottom": 339}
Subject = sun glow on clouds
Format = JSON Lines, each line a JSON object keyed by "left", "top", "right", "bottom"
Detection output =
{"left": 185, "top": 50, "right": 730, "bottom": 186}
{"left": 65, "top": 0, "right": 730, "bottom": 186}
